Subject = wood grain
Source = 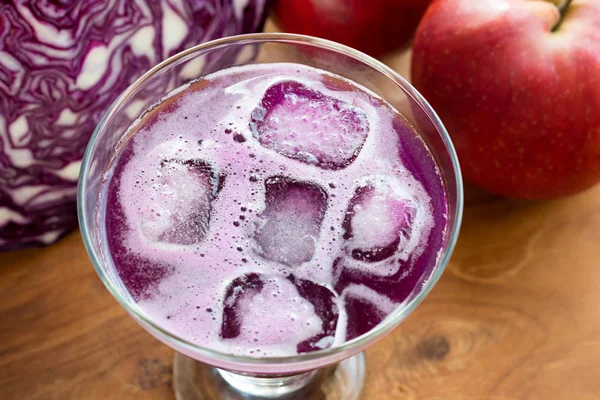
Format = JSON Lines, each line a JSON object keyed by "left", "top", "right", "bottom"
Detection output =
{"left": 2, "top": 182, "right": 600, "bottom": 400}
{"left": 2, "top": 33, "right": 600, "bottom": 398}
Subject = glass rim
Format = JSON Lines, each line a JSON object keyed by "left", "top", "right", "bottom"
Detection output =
{"left": 78, "top": 32, "right": 464, "bottom": 368}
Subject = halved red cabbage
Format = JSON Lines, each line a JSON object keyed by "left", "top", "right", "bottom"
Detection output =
{"left": 0, "top": 0, "right": 268, "bottom": 251}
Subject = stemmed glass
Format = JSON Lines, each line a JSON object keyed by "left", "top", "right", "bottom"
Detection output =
{"left": 78, "top": 33, "right": 463, "bottom": 400}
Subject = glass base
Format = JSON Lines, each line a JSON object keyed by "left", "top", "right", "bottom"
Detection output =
{"left": 173, "top": 352, "right": 365, "bottom": 400}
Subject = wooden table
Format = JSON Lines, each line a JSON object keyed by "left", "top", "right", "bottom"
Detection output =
{"left": 2, "top": 182, "right": 600, "bottom": 399}
{"left": 2, "top": 39, "right": 600, "bottom": 398}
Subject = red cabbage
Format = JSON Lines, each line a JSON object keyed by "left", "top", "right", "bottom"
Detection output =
{"left": 0, "top": 0, "right": 268, "bottom": 251}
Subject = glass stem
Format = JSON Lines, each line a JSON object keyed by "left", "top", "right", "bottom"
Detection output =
{"left": 217, "top": 368, "right": 320, "bottom": 398}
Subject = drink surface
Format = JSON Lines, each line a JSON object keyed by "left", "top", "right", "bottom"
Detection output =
{"left": 102, "top": 63, "right": 448, "bottom": 357}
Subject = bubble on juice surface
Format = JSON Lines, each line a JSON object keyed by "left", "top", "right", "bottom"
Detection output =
{"left": 254, "top": 176, "right": 328, "bottom": 267}
{"left": 249, "top": 81, "right": 369, "bottom": 169}
{"left": 342, "top": 176, "right": 417, "bottom": 263}
{"left": 137, "top": 158, "right": 223, "bottom": 245}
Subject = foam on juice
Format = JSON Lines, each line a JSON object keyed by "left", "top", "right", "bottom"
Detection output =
{"left": 102, "top": 63, "right": 448, "bottom": 357}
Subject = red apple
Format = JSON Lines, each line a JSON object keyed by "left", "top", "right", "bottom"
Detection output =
{"left": 412, "top": 0, "right": 600, "bottom": 199}
{"left": 275, "top": 0, "right": 432, "bottom": 58}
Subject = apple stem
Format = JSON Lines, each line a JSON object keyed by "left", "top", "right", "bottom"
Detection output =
{"left": 553, "top": 0, "right": 573, "bottom": 31}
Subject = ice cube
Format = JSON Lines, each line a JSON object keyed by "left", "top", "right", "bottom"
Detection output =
{"left": 255, "top": 176, "right": 327, "bottom": 266}
{"left": 106, "top": 190, "right": 171, "bottom": 301}
{"left": 249, "top": 81, "right": 369, "bottom": 169}
{"left": 287, "top": 274, "right": 339, "bottom": 353}
{"left": 342, "top": 180, "right": 416, "bottom": 262}
{"left": 219, "top": 273, "right": 328, "bottom": 354}
{"left": 343, "top": 293, "right": 385, "bottom": 340}
{"left": 140, "top": 159, "right": 223, "bottom": 245}
{"left": 221, "top": 273, "right": 265, "bottom": 339}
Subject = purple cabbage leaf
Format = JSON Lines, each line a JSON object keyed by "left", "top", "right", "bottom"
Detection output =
{"left": 0, "top": 0, "right": 268, "bottom": 251}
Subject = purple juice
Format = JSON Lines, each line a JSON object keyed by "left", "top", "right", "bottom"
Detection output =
{"left": 102, "top": 63, "right": 448, "bottom": 357}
